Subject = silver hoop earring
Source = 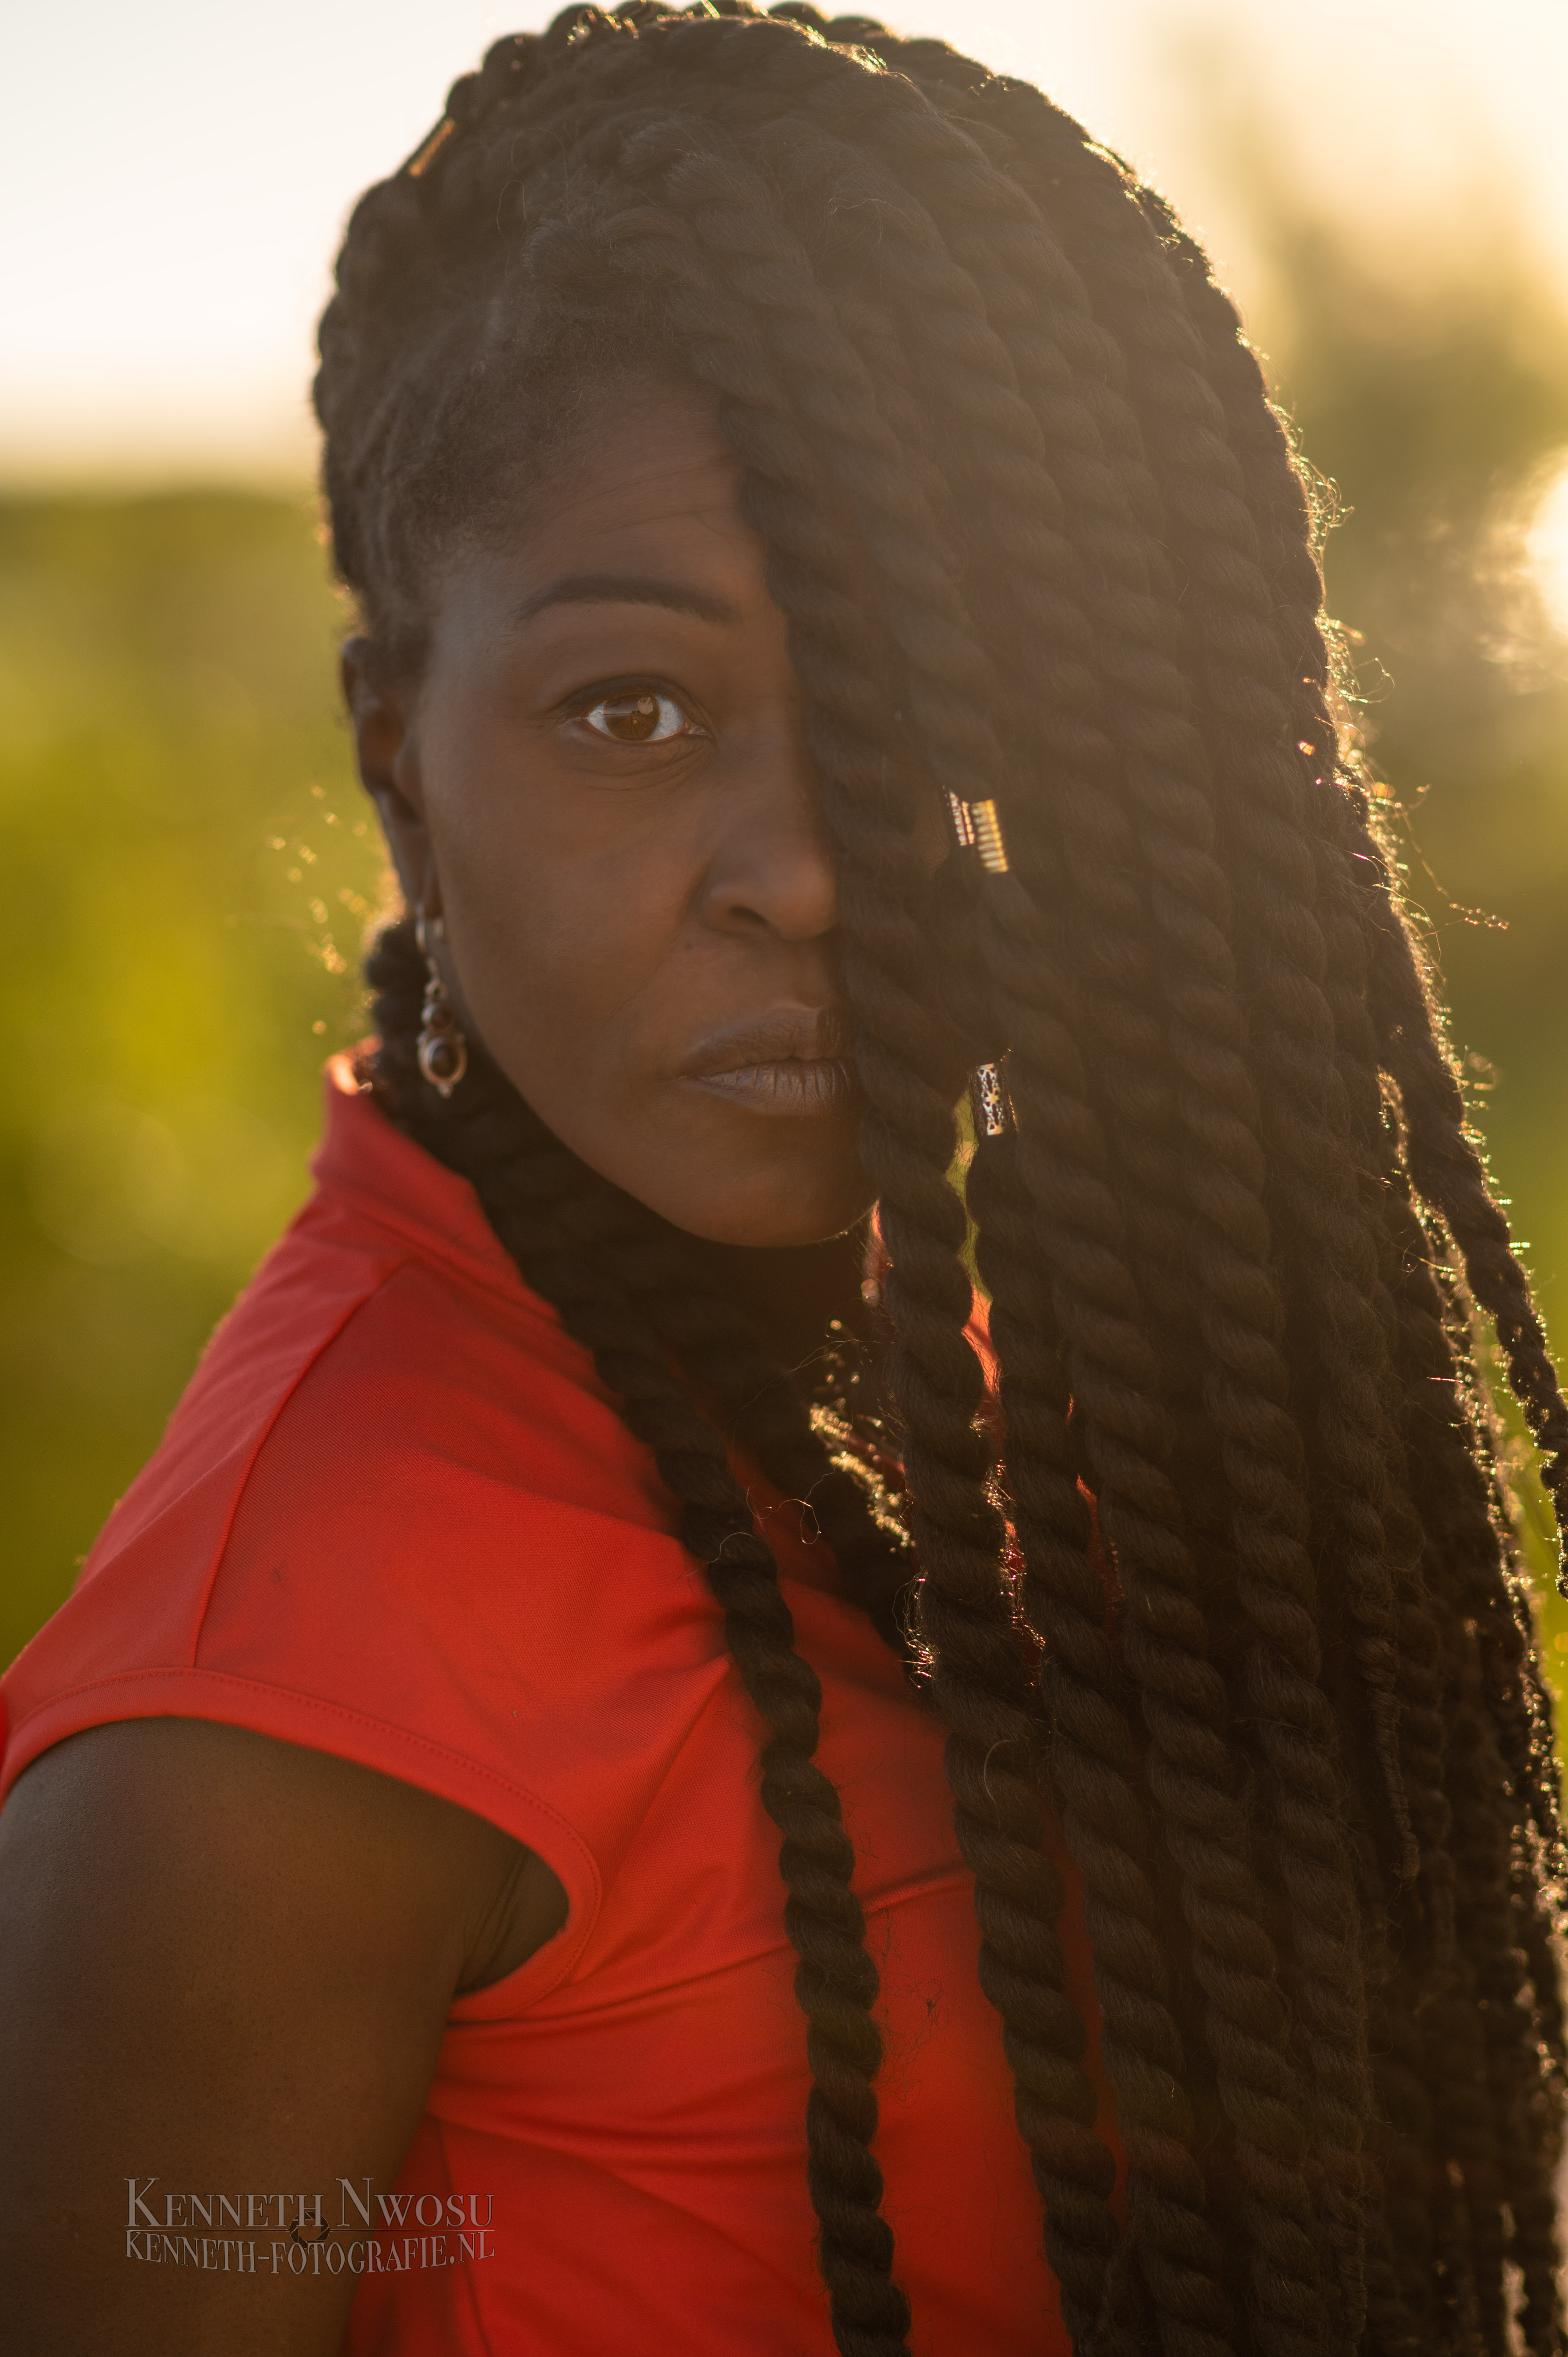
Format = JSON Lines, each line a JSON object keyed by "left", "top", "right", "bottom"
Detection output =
{"left": 414, "top": 912, "right": 468, "bottom": 1098}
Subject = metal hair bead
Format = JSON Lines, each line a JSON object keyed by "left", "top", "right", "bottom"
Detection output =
{"left": 971, "top": 1061, "right": 1010, "bottom": 1139}
{"left": 969, "top": 799, "right": 1010, "bottom": 875}
{"left": 946, "top": 792, "right": 977, "bottom": 850}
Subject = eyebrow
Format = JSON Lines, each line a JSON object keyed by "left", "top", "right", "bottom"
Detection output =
{"left": 514, "top": 572, "right": 742, "bottom": 627}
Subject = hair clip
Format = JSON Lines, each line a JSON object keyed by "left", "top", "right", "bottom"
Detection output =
{"left": 970, "top": 1061, "right": 1010, "bottom": 1139}
{"left": 408, "top": 118, "right": 457, "bottom": 179}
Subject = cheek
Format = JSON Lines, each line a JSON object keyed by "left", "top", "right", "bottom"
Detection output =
{"left": 415, "top": 720, "right": 873, "bottom": 1245}
{"left": 438, "top": 804, "right": 676, "bottom": 1106}
{"left": 419, "top": 727, "right": 705, "bottom": 1198}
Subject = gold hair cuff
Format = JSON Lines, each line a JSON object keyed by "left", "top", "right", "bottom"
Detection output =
{"left": 968, "top": 799, "right": 1010, "bottom": 875}
{"left": 946, "top": 792, "right": 976, "bottom": 850}
{"left": 971, "top": 1061, "right": 1010, "bottom": 1138}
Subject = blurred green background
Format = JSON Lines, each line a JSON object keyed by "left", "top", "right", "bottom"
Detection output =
{"left": 2, "top": 184, "right": 1567, "bottom": 1677}
{"left": 0, "top": 494, "right": 386, "bottom": 1662}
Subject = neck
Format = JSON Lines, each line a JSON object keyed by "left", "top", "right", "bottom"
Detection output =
{"left": 705, "top": 1223, "right": 874, "bottom": 1380}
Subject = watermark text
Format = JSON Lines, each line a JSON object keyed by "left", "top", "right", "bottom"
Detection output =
{"left": 122, "top": 2179, "right": 495, "bottom": 2277}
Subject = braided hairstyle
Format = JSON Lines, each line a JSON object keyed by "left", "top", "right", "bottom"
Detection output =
{"left": 315, "top": 11, "right": 1568, "bottom": 2352}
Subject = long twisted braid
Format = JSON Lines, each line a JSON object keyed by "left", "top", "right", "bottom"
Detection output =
{"left": 848, "top": 152, "right": 1346, "bottom": 2350}
{"left": 1002, "top": 116, "right": 1384, "bottom": 2241}
{"left": 535, "top": 1182, "right": 917, "bottom": 1641}
{"left": 759, "top": 55, "right": 1386, "bottom": 2338}
{"left": 1129, "top": 187, "right": 1568, "bottom": 1561}
{"left": 625, "top": 138, "right": 1206, "bottom": 2348}
{"left": 1381, "top": 1168, "right": 1567, "bottom": 2350}
{"left": 1121, "top": 172, "right": 1563, "bottom": 1834}
{"left": 776, "top": 59, "right": 1363, "bottom": 2345}
{"left": 657, "top": 131, "right": 1271, "bottom": 2346}
{"left": 1115, "top": 153, "right": 1567, "bottom": 2351}
{"left": 366, "top": 926, "right": 915, "bottom": 2354}
{"left": 696, "top": 75, "right": 1334, "bottom": 2348}
{"left": 317, "top": 12, "right": 1568, "bottom": 2351}
{"left": 1118, "top": 190, "right": 1567, "bottom": 2352}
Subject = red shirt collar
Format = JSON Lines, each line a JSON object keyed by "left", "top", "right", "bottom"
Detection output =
{"left": 309, "top": 1055, "right": 542, "bottom": 1313}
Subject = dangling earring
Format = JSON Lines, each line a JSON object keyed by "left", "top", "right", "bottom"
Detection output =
{"left": 415, "top": 910, "right": 468, "bottom": 1098}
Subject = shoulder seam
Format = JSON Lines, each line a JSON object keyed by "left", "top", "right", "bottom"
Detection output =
{"left": 186, "top": 1253, "right": 418, "bottom": 1656}
{"left": 0, "top": 1666, "right": 604, "bottom": 2004}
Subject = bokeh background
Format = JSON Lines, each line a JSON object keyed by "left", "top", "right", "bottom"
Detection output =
{"left": 4, "top": 0, "right": 1568, "bottom": 1675}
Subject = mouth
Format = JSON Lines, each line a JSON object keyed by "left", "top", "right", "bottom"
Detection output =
{"left": 680, "top": 1007, "right": 859, "bottom": 1120}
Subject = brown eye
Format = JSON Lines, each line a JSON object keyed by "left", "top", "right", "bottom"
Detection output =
{"left": 584, "top": 690, "right": 689, "bottom": 744}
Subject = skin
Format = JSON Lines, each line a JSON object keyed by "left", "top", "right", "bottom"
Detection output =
{"left": 362, "top": 375, "right": 878, "bottom": 1251}
{"left": 0, "top": 382, "right": 916, "bottom": 2351}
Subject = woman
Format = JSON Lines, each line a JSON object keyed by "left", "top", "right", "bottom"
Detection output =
{"left": 2, "top": 6, "right": 1565, "bottom": 2353}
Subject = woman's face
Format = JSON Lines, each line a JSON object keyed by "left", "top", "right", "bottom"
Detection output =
{"left": 347, "top": 382, "right": 878, "bottom": 1248}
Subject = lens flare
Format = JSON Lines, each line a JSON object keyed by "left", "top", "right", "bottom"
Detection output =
{"left": 1526, "top": 454, "right": 1568, "bottom": 639}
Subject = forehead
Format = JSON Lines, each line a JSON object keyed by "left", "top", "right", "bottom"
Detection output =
{"left": 464, "top": 379, "right": 756, "bottom": 612}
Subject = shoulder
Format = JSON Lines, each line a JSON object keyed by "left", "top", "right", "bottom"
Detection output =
{"left": 206, "top": 1240, "right": 683, "bottom": 1649}
{"left": 31, "top": 1063, "right": 676, "bottom": 1610}
{"left": 0, "top": 1079, "right": 717, "bottom": 1922}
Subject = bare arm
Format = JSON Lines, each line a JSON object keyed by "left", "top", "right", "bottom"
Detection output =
{"left": 0, "top": 1717, "right": 565, "bottom": 2355}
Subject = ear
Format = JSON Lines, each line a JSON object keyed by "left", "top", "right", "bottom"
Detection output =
{"left": 341, "top": 637, "right": 440, "bottom": 918}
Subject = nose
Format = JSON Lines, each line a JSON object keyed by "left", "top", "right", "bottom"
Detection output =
{"left": 696, "top": 707, "right": 838, "bottom": 944}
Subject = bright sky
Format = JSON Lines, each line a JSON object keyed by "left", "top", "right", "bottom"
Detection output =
{"left": 4, "top": 0, "right": 1567, "bottom": 482}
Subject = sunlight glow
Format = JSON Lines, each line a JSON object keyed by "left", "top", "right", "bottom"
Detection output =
{"left": 1527, "top": 457, "right": 1568, "bottom": 640}
{"left": 6, "top": 0, "right": 1568, "bottom": 480}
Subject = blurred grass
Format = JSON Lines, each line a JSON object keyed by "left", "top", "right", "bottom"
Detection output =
{"left": 0, "top": 491, "right": 385, "bottom": 1664}
{"left": 1247, "top": 200, "right": 1568, "bottom": 1668}
{"left": 2, "top": 188, "right": 1568, "bottom": 1681}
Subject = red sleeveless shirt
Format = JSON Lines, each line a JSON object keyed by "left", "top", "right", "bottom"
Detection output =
{"left": 1, "top": 1059, "right": 1117, "bottom": 2355}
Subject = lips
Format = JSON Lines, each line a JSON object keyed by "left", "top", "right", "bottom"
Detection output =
{"left": 680, "top": 1007, "right": 859, "bottom": 1119}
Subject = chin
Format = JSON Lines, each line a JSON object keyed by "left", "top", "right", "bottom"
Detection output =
{"left": 555, "top": 1097, "right": 873, "bottom": 1247}
{"left": 675, "top": 1195, "right": 871, "bottom": 1250}
{"left": 659, "top": 1159, "right": 873, "bottom": 1250}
